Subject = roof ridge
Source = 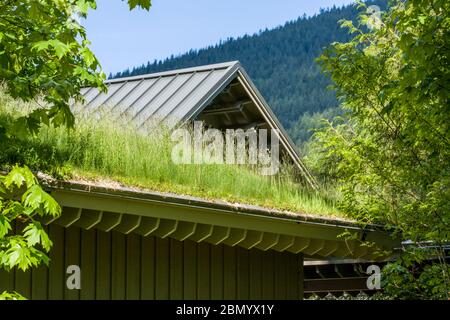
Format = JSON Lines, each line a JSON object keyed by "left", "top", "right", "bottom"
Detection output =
{"left": 105, "top": 60, "right": 240, "bottom": 84}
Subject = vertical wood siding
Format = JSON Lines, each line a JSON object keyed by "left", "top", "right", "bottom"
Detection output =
{"left": 0, "top": 224, "right": 303, "bottom": 300}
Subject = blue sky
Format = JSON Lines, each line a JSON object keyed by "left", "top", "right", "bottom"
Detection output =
{"left": 83, "top": 0, "right": 355, "bottom": 75}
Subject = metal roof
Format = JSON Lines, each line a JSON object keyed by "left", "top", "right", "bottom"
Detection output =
{"left": 75, "top": 61, "right": 317, "bottom": 188}
{"left": 77, "top": 61, "right": 241, "bottom": 129}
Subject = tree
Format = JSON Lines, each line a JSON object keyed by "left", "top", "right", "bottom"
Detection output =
{"left": 0, "top": 0, "right": 151, "bottom": 299}
{"left": 308, "top": 0, "right": 449, "bottom": 299}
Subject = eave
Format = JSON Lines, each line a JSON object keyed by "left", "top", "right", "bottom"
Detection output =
{"left": 41, "top": 180, "right": 399, "bottom": 261}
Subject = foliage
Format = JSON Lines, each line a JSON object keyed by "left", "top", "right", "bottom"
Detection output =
{"left": 380, "top": 257, "right": 450, "bottom": 300}
{"left": 1, "top": 0, "right": 101, "bottom": 136}
{"left": 289, "top": 107, "right": 343, "bottom": 150}
{"left": 0, "top": 0, "right": 151, "bottom": 299}
{"left": 0, "top": 290, "right": 26, "bottom": 300}
{"left": 309, "top": 0, "right": 450, "bottom": 299}
{"left": 0, "top": 166, "right": 60, "bottom": 270}
{"left": 0, "top": 0, "right": 151, "bottom": 136}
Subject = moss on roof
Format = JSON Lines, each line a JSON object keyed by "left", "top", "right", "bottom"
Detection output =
{"left": 0, "top": 90, "right": 344, "bottom": 220}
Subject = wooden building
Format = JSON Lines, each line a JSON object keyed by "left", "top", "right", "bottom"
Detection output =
{"left": 0, "top": 62, "right": 398, "bottom": 299}
{"left": 0, "top": 181, "right": 396, "bottom": 299}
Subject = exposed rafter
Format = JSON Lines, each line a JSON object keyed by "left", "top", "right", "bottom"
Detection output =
{"left": 42, "top": 180, "right": 399, "bottom": 261}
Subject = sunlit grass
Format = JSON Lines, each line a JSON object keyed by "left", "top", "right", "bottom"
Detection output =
{"left": 0, "top": 90, "right": 344, "bottom": 218}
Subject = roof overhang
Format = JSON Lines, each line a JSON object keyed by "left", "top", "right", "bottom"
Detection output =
{"left": 180, "top": 62, "right": 317, "bottom": 187}
{"left": 41, "top": 180, "right": 399, "bottom": 261}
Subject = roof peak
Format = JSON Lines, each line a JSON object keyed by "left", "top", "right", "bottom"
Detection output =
{"left": 106, "top": 61, "right": 241, "bottom": 84}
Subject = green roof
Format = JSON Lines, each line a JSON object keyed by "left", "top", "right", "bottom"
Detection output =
{"left": 40, "top": 176, "right": 399, "bottom": 261}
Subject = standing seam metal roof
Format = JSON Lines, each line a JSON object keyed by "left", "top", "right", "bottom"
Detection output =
{"left": 78, "top": 61, "right": 240, "bottom": 129}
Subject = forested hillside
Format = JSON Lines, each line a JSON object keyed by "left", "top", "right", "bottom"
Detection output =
{"left": 112, "top": 1, "right": 386, "bottom": 144}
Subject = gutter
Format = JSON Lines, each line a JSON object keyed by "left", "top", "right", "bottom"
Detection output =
{"left": 40, "top": 178, "right": 399, "bottom": 260}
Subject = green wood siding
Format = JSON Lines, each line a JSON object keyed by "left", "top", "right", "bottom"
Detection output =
{"left": 0, "top": 224, "right": 303, "bottom": 300}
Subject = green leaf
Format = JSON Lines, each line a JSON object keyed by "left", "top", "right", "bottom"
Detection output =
{"left": 127, "top": 0, "right": 151, "bottom": 10}
{"left": 31, "top": 40, "right": 52, "bottom": 52}
{"left": 30, "top": 247, "right": 50, "bottom": 266}
{"left": 0, "top": 291, "right": 27, "bottom": 300}
{"left": 21, "top": 183, "right": 61, "bottom": 217}
{"left": 3, "top": 239, "right": 32, "bottom": 271}
{"left": 0, "top": 215, "right": 11, "bottom": 238}
{"left": 32, "top": 40, "right": 70, "bottom": 59}
{"left": 23, "top": 222, "right": 53, "bottom": 251}
{"left": 41, "top": 192, "right": 61, "bottom": 217}
{"left": 76, "top": 0, "right": 93, "bottom": 15}
{"left": 50, "top": 40, "right": 70, "bottom": 59}
{"left": 4, "top": 166, "right": 36, "bottom": 189}
{"left": 22, "top": 184, "right": 44, "bottom": 210}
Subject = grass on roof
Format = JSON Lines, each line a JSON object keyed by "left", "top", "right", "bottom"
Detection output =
{"left": 0, "top": 90, "right": 344, "bottom": 219}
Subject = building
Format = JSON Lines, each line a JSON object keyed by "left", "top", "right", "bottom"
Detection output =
{"left": 0, "top": 62, "right": 398, "bottom": 299}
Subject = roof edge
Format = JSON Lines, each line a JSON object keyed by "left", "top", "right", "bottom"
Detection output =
{"left": 45, "top": 177, "right": 374, "bottom": 230}
{"left": 234, "top": 68, "right": 318, "bottom": 188}
{"left": 105, "top": 61, "right": 240, "bottom": 84}
{"left": 44, "top": 179, "right": 399, "bottom": 259}
{"left": 181, "top": 61, "right": 242, "bottom": 122}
